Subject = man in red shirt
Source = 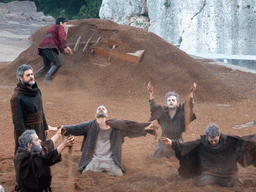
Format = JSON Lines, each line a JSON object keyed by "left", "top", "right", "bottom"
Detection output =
{"left": 35, "top": 15, "right": 73, "bottom": 83}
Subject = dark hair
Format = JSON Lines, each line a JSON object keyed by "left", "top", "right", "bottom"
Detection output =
{"left": 56, "top": 15, "right": 68, "bottom": 25}
{"left": 18, "top": 129, "right": 36, "bottom": 149}
{"left": 16, "top": 64, "right": 33, "bottom": 80}
{"left": 204, "top": 123, "right": 221, "bottom": 138}
{"left": 165, "top": 91, "right": 180, "bottom": 103}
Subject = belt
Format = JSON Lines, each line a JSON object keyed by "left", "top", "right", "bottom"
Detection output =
{"left": 24, "top": 111, "right": 43, "bottom": 124}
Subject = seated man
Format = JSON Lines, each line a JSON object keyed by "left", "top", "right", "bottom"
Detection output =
{"left": 161, "top": 123, "right": 256, "bottom": 187}
{"left": 61, "top": 105, "right": 156, "bottom": 176}
{"left": 13, "top": 129, "right": 74, "bottom": 192}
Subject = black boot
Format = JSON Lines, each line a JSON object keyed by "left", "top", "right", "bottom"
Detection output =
{"left": 34, "top": 67, "right": 50, "bottom": 78}
{"left": 43, "top": 65, "right": 60, "bottom": 83}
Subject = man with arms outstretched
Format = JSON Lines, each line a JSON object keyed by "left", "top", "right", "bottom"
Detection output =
{"left": 60, "top": 105, "right": 156, "bottom": 176}
{"left": 147, "top": 81, "right": 197, "bottom": 158}
{"left": 161, "top": 123, "right": 256, "bottom": 187}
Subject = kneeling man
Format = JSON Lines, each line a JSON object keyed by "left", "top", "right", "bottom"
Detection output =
{"left": 62, "top": 105, "right": 156, "bottom": 176}
{"left": 161, "top": 123, "right": 256, "bottom": 187}
{"left": 14, "top": 129, "right": 74, "bottom": 192}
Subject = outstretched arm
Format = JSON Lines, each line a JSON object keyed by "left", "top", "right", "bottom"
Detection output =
{"left": 50, "top": 126, "right": 66, "bottom": 144}
{"left": 147, "top": 81, "right": 154, "bottom": 100}
{"left": 63, "top": 121, "right": 93, "bottom": 136}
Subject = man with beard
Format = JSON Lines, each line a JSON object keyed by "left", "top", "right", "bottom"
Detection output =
{"left": 14, "top": 129, "right": 74, "bottom": 192}
{"left": 10, "top": 64, "right": 54, "bottom": 154}
{"left": 35, "top": 15, "right": 73, "bottom": 83}
{"left": 147, "top": 81, "right": 197, "bottom": 158}
{"left": 161, "top": 123, "right": 256, "bottom": 187}
{"left": 60, "top": 105, "right": 156, "bottom": 176}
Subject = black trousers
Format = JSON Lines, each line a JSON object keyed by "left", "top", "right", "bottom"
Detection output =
{"left": 41, "top": 48, "right": 61, "bottom": 68}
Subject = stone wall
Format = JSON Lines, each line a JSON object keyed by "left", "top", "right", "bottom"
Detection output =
{"left": 99, "top": 0, "right": 256, "bottom": 55}
{"left": 0, "top": 1, "right": 55, "bottom": 23}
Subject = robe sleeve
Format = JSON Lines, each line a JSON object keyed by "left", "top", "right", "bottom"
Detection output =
{"left": 106, "top": 119, "right": 152, "bottom": 138}
{"left": 237, "top": 135, "right": 256, "bottom": 167}
{"left": 149, "top": 99, "right": 165, "bottom": 121}
{"left": 181, "top": 98, "right": 196, "bottom": 123}
{"left": 41, "top": 139, "right": 54, "bottom": 153}
{"left": 64, "top": 121, "right": 93, "bottom": 136}
{"left": 171, "top": 139, "right": 202, "bottom": 179}
{"left": 57, "top": 25, "right": 67, "bottom": 52}
{"left": 39, "top": 90, "right": 48, "bottom": 131}
{"left": 38, "top": 148, "right": 61, "bottom": 166}
{"left": 10, "top": 96, "right": 26, "bottom": 138}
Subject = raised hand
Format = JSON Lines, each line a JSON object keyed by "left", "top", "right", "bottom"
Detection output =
{"left": 190, "top": 83, "right": 197, "bottom": 92}
{"left": 147, "top": 81, "right": 154, "bottom": 93}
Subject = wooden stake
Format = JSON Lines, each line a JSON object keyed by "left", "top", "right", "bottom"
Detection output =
{"left": 73, "top": 36, "right": 82, "bottom": 53}
{"left": 83, "top": 36, "right": 92, "bottom": 52}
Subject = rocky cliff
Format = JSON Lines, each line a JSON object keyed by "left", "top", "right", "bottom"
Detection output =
{"left": 99, "top": 0, "right": 256, "bottom": 55}
{"left": 0, "top": 1, "right": 55, "bottom": 61}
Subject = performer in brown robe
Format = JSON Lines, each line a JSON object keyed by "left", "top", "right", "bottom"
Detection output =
{"left": 161, "top": 123, "right": 256, "bottom": 187}
{"left": 10, "top": 64, "right": 54, "bottom": 154}
{"left": 13, "top": 129, "right": 74, "bottom": 192}
{"left": 147, "top": 81, "right": 197, "bottom": 158}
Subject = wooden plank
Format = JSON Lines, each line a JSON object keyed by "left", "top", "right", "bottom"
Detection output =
{"left": 127, "top": 50, "right": 145, "bottom": 62}
{"left": 93, "top": 48, "right": 143, "bottom": 63}
{"left": 73, "top": 36, "right": 81, "bottom": 53}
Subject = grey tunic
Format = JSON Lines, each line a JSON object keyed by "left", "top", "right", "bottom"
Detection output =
{"left": 64, "top": 119, "right": 152, "bottom": 171}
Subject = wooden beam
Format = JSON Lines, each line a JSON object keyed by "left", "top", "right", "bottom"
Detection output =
{"left": 93, "top": 48, "right": 145, "bottom": 63}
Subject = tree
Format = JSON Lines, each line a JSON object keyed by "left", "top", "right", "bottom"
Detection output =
{"left": 0, "top": 0, "right": 102, "bottom": 20}
{"left": 73, "top": 0, "right": 102, "bottom": 20}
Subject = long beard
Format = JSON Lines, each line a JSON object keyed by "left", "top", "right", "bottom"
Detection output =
{"left": 32, "top": 145, "right": 42, "bottom": 152}
{"left": 96, "top": 113, "right": 107, "bottom": 118}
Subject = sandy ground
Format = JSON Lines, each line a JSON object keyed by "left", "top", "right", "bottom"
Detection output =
{"left": 0, "top": 19, "right": 256, "bottom": 192}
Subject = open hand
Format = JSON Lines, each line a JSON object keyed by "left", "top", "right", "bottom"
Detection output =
{"left": 64, "top": 135, "right": 75, "bottom": 148}
{"left": 57, "top": 125, "right": 66, "bottom": 137}
{"left": 65, "top": 46, "right": 73, "bottom": 55}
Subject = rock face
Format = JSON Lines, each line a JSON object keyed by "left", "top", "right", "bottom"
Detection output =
{"left": 99, "top": 0, "right": 256, "bottom": 55}
{"left": 0, "top": 1, "right": 55, "bottom": 22}
{"left": 0, "top": 1, "right": 55, "bottom": 61}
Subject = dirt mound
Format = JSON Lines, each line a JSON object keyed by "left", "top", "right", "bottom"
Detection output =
{"left": 0, "top": 19, "right": 243, "bottom": 102}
